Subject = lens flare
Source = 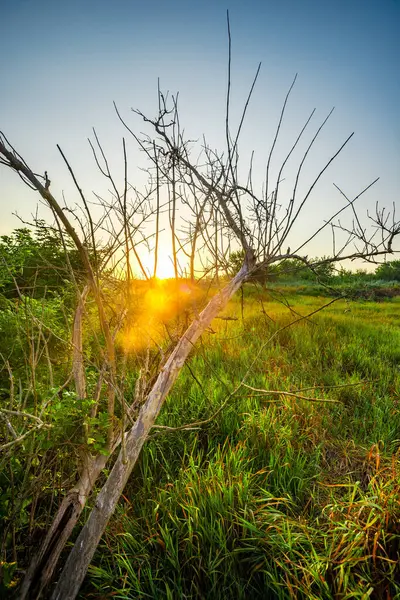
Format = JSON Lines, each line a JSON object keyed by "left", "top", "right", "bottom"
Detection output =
{"left": 120, "top": 279, "right": 199, "bottom": 352}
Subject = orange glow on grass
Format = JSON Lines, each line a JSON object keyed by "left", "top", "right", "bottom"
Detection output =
{"left": 120, "top": 278, "right": 199, "bottom": 353}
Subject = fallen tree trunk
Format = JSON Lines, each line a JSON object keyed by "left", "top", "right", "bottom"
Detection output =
{"left": 18, "top": 454, "right": 108, "bottom": 600}
{"left": 50, "top": 263, "right": 250, "bottom": 600}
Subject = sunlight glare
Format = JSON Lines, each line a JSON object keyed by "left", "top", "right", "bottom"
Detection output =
{"left": 120, "top": 278, "right": 200, "bottom": 353}
{"left": 155, "top": 254, "right": 176, "bottom": 279}
{"left": 141, "top": 251, "right": 176, "bottom": 279}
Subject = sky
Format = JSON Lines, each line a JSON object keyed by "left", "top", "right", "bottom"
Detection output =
{"left": 1, "top": 0, "right": 399, "bottom": 275}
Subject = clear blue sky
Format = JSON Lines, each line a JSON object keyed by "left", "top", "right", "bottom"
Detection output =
{"left": 1, "top": 0, "right": 399, "bottom": 264}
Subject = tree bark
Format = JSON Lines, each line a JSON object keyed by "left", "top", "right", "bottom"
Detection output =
{"left": 50, "top": 263, "right": 250, "bottom": 600}
{"left": 18, "top": 454, "right": 107, "bottom": 600}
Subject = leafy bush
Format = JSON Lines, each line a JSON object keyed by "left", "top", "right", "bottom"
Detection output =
{"left": 375, "top": 259, "right": 400, "bottom": 281}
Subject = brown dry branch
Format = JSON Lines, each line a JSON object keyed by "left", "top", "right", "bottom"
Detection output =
{"left": 241, "top": 384, "right": 343, "bottom": 404}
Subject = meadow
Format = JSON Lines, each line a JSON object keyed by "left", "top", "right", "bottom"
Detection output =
{"left": 81, "top": 288, "right": 400, "bottom": 599}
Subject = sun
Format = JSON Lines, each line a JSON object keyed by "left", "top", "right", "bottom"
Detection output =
{"left": 138, "top": 246, "right": 191, "bottom": 279}
{"left": 140, "top": 252, "right": 176, "bottom": 279}
{"left": 154, "top": 254, "right": 176, "bottom": 279}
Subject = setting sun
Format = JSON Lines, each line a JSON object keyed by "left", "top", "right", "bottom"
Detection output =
{"left": 140, "top": 250, "right": 180, "bottom": 280}
{"left": 154, "top": 254, "right": 176, "bottom": 279}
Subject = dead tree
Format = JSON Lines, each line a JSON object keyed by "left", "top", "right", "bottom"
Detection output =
{"left": 0, "top": 31, "right": 399, "bottom": 600}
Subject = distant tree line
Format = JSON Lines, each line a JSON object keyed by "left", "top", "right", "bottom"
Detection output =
{"left": 0, "top": 231, "right": 399, "bottom": 302}
{"left": 228, "top": 249, "right": 400, "bottom": 284}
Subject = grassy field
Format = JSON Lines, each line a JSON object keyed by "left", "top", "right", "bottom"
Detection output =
{"left": 83, "top": 289, "right": 400, "bottom": 599}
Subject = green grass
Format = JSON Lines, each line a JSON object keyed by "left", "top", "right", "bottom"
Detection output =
{"left": 83, "top": 290, "right": 400, "bottom": 599}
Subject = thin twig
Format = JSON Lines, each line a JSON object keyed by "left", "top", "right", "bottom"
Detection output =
{"left": 242, "top": 384, "right": 343, "bottom": 404}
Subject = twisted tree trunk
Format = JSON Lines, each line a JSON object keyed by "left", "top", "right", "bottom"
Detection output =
{"left": 18, "top": 454, "right": 107, "bottom": 600}
{"left": 50, "top": 263, "right": 250, "bottom": 600}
